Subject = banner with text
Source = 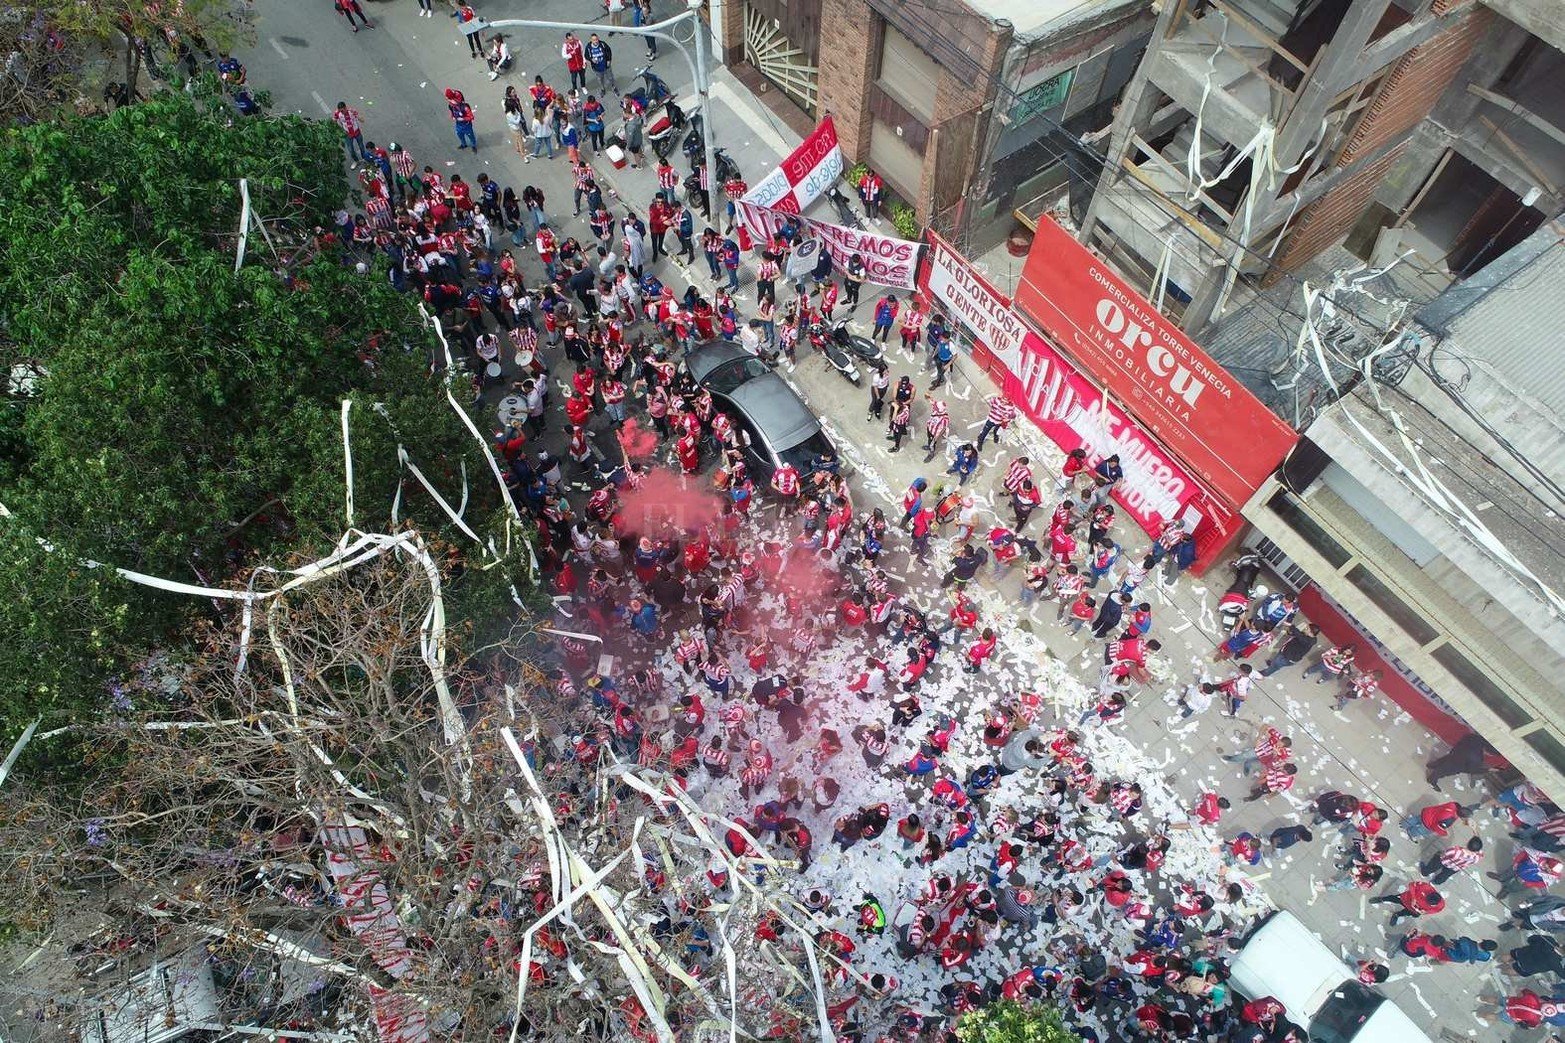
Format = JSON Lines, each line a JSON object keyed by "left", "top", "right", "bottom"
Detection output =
{"left": 1014, "top": 216, "right": 1298, "bottom": 511}
{"left": 918, "top": 230, "right": 1210, "bottom": 538}
{"left": 735, "top": 199, "right": 919, "bottom": 290}
{"left": 744, "top": 116, "right": 844, "bottom": 214}
{"left": 921, "top": 230, "right": 1029, "bottom": 372}
{"left": 1005, "top": 332, "right": 1211, "bottom": 536}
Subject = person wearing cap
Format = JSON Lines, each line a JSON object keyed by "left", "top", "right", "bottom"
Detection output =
{"left": 445, "top": 88, "right": 477, "bottom": 151}
{"left": 992, "top": 879, "right": 1039, "bottom": 928}
{"left": 872, "top": 293, "right": 899, "bottom": 343}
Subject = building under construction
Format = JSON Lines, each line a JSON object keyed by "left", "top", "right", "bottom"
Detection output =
{"left": 1078, "top": 0, "right": 1565, "bottom": 341}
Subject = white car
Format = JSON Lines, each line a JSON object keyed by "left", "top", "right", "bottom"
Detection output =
{"left": 1230, "top": 911, "right": 1435, "bottom": 1043}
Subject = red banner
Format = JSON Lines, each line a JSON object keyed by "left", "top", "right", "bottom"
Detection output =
{"left": 745, "top": 116, "right": 844, "bottom": 215}
{"left": 735, "top": 200, "right": 919, "bottom": 290}
{"left": 1013, "top": 217, "right": 1297, "bottom": 511}
{"left": 917, "top": 232, "right": 1213, "bottom": 539}
{"left": 1008, "top": 327, "right": 1213, "bottom": 536}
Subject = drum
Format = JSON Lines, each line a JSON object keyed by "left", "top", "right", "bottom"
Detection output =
{"left": 497, "top": 395, "right": 527, "bottom": 425}
{"left": 485, "top": 361, "right": 503, "bottom": 378}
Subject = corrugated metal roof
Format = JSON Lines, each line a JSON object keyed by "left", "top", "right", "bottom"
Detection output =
{"left": 1429, "top": 233, "right": 1565, "bottom": 418}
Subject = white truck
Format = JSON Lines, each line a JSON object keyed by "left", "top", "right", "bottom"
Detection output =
{"left": 1230, "top": 910, "right": 1436, "bottom": 1043}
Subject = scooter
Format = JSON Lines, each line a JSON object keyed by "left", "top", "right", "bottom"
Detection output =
{"left": 1217, "top": 552, "right": 1266, "bottom": 632}
{"left": 808, "top": 322, "right": 860, "bottom": 385}
{"left": 647, "top": 98, "right": 687, "bottom": 162}
{"left": 831, "top": 318, "right": 883, "bottom": 369}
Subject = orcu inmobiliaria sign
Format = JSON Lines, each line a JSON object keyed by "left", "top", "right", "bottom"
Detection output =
{"left": 919, "top": 232, "right": 1204, "bottom": 536}
{"left": 1012, "top": 217, "right": 1298, "bottom": 514}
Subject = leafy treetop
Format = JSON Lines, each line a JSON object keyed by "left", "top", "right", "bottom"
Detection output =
{"left": 955, "top": 1002, "right": 1086, "bottom": 1043}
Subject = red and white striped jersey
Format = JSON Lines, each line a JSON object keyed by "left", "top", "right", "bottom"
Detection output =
{"left": 1003, "top": 459, "right": 1033, "bottom": 494}
{"left": 1439, "top": 845, "right": 1480, "bottom": 872}
{"left": 1262, "top": 766, "right": 1295, "bottom": 793}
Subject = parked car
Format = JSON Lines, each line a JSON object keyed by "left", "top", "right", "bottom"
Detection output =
{"left": 1230, "top": 910, "right": 1434, "bottom": 1043}
{"left": 683, "top": 340, "right": 840, "bottom": 485}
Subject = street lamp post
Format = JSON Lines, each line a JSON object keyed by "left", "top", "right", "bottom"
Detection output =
{"left": 483, "top": 2, "right": 719, "bottom": 214}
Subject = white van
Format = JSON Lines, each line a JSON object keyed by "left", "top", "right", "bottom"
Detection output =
{"left": 78, "top": 947, "right": 223, "bottom": 1043}
{"left": 78, "top": 935, "right": 332, "bottom": 1043}
{"left": 1230, "top": 911, "right": 1436, "bottom": 1043}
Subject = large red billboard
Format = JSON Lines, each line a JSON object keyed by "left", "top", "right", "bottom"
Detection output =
{"left": 918, "top": 231, "right": 1221, "bottom": 541}
{"left": 1013, "top": 217, "right": 1298, "bottom": 511}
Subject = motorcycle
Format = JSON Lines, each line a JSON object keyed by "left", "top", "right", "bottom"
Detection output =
{"left": 828, "top": 185, "right": 865, "bottom": 231}
{"left": 830, "top": 318, "right": 883, "bottom": 369}
{"left": 682, "top": 169, "right": 710, "bottom": 217}
{"left": 682, "top": 113, "right": 707, "bottom": 161}
{"left": 647, "top": 98, "right": 687, "bottom": 162}
{"left": 627, "top": 66, "right": 672, "bottom": 109}
{"left": 808, "top": 322, "right": 860, "bottom": 385}
{"left": 1217, "top": 552, "right": 1266, "bottom": 632}
{"left": 712, "top": 147, "right": 741, "bottom": 184}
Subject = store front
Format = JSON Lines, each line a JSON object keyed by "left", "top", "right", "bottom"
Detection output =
{"left": 920, "top": 223, "right": 1299, "bottom": 569}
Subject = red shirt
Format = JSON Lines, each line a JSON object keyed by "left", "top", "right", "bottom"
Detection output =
{"left": 1419, "top": 801, "right": 1463, "bottom": 837}
{"left": 1400, "top": 881, "right": 1444, "bottom": 914}
{"left": 1107, "top": 639, "right": 1146, "bottom": 666}
{"left": 562, "top": 36, "right": 585, "bottom": 71}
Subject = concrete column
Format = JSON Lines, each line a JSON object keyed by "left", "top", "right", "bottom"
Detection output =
{"left": 1077, "top": 0, "right": 1181, "bottom": 246}
{"left": 1264, "top": 0, "right": 1396, "bottom": 203}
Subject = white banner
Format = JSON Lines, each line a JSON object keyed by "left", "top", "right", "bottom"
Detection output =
{"left": 742, "top": 117, "right": 844, "bottom": 215}
{"left": 924, "top": 232, "right": 1029, "bottom": 372}
{"left": 734, "top": 200, "right": 919, "bottom": 290}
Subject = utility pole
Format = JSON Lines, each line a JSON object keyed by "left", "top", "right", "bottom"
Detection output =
{"left": 483, "top": 1, "right": 719, "bottom": 210}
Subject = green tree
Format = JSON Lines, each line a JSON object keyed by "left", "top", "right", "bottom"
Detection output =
{"left": 0, "top": 1, "right": 254, "bottom": 123}
{"left": 0, "top": 91, "right": 521, "bottom": 743}
{"left": 955, "top": 1002, "right": 1085, "bottom": 1043}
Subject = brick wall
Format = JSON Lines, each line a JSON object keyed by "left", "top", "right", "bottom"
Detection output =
{"left": 1267, "top": 142, "right": 1407, "bottom": 280}
{"left": 715, "top": 0, "right": 745, "bottom": 65}
{"left": 816, "top": 0, "right": 877, "bottom": 161}
{"left": 1337, "top": 4, "right": 1492, "bottom": 165}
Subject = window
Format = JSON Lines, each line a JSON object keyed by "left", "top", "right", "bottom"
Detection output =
{"left": 877, "top": 24, "right": 939, "bottom": 123}
{"left": 1344, "top": 566, "right": 1439, "bottom": 645}
{"left": 1267, "top": 490, "right": 1351, "bottom": 569}
{"left": 868, "top": 118, "right": 925, "bottom": 201}
{"left": 1431, "top": 644, "right": 1533, "bottom": 729}
{"left": 1309, "top": 981, "right": 1385, "bottom": 1043}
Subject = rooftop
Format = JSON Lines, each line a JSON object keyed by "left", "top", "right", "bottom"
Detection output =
{"left": 1301, "top": 229, "right": 1565, "bottom": 659}
{"left": 973, "top": 0, "right": 1146, "bottom": 41}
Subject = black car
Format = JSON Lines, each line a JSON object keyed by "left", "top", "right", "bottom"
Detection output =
{"left": 683, "top": 340, "right": 839, "bottom": 484}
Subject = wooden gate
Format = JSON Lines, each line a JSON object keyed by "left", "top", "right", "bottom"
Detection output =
{"left": 744, "top": 3, "right": 819, "bottom": 115}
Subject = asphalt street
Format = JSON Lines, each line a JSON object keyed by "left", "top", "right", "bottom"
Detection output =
{"left": 236, "top": 5, "right": 1529, "bottom": 1038}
